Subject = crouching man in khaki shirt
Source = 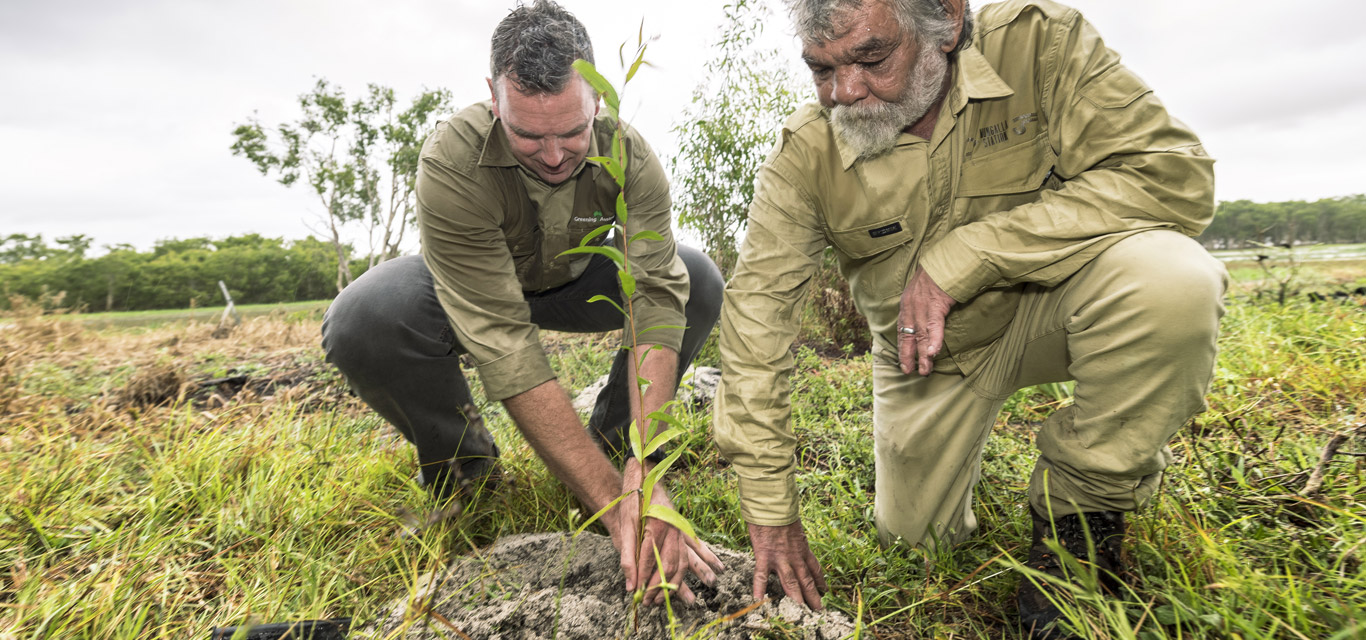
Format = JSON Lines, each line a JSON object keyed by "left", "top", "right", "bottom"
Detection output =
{"left": 713, "top": 0, "right": 1227, "bottom": 636}
{"left": 323, "top": 0, "right": 724, "bottom": 604}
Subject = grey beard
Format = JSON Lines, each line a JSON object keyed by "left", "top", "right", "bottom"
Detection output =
{"left": 831, "top": 39, "right": 949, "bottom": 160}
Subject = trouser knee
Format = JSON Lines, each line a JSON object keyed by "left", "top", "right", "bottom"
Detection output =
{"left": 678, "top": 245, "right": 723, "bottom": 330}
{"left": 1086, "top": 231, "right": 1228, "bottom": 347}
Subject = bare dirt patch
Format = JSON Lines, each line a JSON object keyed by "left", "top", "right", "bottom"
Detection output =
{"left": 368, "top": 532, "right": 855, "bottom": 640}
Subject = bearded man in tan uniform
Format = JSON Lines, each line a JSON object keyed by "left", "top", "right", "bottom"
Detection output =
{"left": 712, "top": 0, "right": 1227, "bottom": 636}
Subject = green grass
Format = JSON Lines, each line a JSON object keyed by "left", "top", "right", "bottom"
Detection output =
{"left": 2, "top": 267, "right": 1363, "bottom": 639}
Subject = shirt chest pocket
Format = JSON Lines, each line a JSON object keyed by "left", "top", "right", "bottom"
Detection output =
{"left": 825, "top": 215, "right": 918, "bottom": 302}
{"left": 956, "top": 134, "right": 1055, "bottom": 215}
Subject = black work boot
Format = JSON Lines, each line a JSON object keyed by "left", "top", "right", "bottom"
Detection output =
{"left": 1016, "top": 509, "right": 1126, "bottom": 639}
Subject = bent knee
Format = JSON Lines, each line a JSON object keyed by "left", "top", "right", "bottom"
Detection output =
{"left": 679, "top": 246, "right": 724, "bottom": 321}
{"left": 1096, "top": 231, "right": 1227, "bottom": 328}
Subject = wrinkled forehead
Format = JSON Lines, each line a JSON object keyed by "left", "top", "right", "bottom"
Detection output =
{"left": 794, "top": 0, "right": 892, "bottom": 43}
{"left": 496, "top": 76, "right": 596, "bottom": 136}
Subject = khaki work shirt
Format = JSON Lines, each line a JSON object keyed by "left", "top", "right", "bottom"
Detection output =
{"left": 714, "top": 0, "right": 1216, "bottom": 526}
{"left": 416, "top": 101, "right": 689, "bottom": 402}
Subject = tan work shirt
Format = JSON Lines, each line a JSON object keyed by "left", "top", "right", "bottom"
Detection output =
{"left": 714, "top": 0, "right": 1216, "bottom": 526}
{"left": 416, "top": 101, "right": 689, "bottom": 402}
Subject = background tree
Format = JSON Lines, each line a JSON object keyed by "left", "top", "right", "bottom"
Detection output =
{"left": 669, "top": 0, "right": 804, "bottom": 277}
{"left": 351, "top": 85, "right": 453, "bottom": 268}
{"left": 1199, "top": 194, "right": 1366, "bottom": 249}
{"left": 231, "top": 79, "right": 451, "bottom": 292}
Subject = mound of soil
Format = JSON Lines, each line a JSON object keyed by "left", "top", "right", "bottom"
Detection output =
{"left": 367, "top": 532, "right": 855, "bottom": 640}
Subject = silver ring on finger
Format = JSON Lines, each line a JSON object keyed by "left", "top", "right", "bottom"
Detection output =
{"left": 899, "top": 326, "right": 917, "bottom": 336}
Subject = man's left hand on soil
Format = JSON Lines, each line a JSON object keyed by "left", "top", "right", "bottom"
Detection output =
{"left": 615, "top": 457, "right": 725, "bottom": 605}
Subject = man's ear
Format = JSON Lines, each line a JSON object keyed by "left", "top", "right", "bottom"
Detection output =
{"left": 940, "top": 0, "right": 967, "bottom": 53}
{"left": 487, "top": 77, "right": 500, "bottom": 118}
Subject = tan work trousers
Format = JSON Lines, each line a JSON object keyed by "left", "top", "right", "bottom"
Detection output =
{"left": 872, "top": 230, "right": 1228, "bottom": 549}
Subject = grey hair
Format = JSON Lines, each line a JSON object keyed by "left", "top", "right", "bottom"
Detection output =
{"left": 786, "top": 0, "right": 974, "bottom": 55}
{"left": 489, "top": 0, "right": 595, "bottom": 94}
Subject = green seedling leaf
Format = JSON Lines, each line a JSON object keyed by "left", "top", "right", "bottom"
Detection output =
{"left": 629, "top": 417, "right": 644, "bottom": 461}
{"left": 586, "top": 295, "right": 625, "bottom": 315}
{"left": 646, "top": 408, "right": 682, "bottom": 427}
{"left": 558, "top": 245, "right": 625, "bottom": 265}
{"left": 643, "top": 504, "right": 697, "bottom": 541}
{"left": 592, "top": 156, "right": 624, "bottom": 185}
{"left": 640, "top": 442, "right": 686, "bottom": 511}
{"left": 615, "top": 193, "right": 628, "bottom": 224}
{"left": 578, "top": 223, "right": 613, "bottom": 247}
{"left": 629, "top": 229, "right": 665, "bottom": 244}
{"left": 618, "top": 269, "right": 636, "bottom": 297}
{"left": 572, "top": 60, "right": 619, "bottom": 114}
{"left": 574, "top": 490, "right": 632, "bottom": 536}
{"left": 626, "top": 49, "right": 649, "bottom": 83}
{"left": 642, "top": 426, "right": 684, "bottom": 458}
{"left": 612, "top": 130, "right": 627, "bottom": 176}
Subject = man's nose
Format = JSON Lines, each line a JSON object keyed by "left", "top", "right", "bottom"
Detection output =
{"left": 541, "top": 139, "right": 565, "bottom": 167}
{"left": 832, "top": 67, "right": 869, "bottom": 105}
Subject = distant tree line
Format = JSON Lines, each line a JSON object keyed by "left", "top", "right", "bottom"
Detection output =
{"left": 0, "top": 233, "right": 351, "bottom": 312}
{"left": 1198, "top": 194, "right": 1366, "bottom": 249}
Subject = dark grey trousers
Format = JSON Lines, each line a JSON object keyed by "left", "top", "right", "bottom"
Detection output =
{"left": 320, "top": 246, "right": 723, "bottom": 495}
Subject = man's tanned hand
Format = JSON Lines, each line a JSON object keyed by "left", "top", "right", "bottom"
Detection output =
{"left": 617, "top": 458, "right": 725, "bottom": 605}
{"left": 898, "top": 266, "right": 957, "bottom": 376}
{"left": 749, "top": 521, "right": 826, "bottom": 610}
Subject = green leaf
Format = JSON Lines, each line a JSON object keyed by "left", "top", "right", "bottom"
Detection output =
{"left": 642, "top": 425, "right": 684, "bottom": 458}
{"left": 626, "top": 49, "right": 649, "bottom": 84}
{"left": 592, "top": 156, "right": 624, "bottom": 185}
{"left": 644, "top": 442, "right": 686, "bottom": 486}
{"left": 618, "top": 269, "right": 636, "bottom": 297}
{"left": 628, "top": 417, "right": 644, "bottom": 460}
{"left": 573, "top": 490, "right": 632, "bottom": 537}
{"left": 613, "top": 130, "right": 627, "bottom": 174}
{"left": 571, "top": 59, "right": 619, "bottom": 114}
{"left": 578, "top": 223, "right": 613, "bottom": 247}
{"left": 647, "top": 409, "right": 683, "bottom": 429}
{"left": 586, "top": 295, "right": 625, "bottom": 316}
{"left": 558, "top": 245, "right": 624, "bottom": 265}
{"left": 615, "top": 192, "right": 628, "bottom": 223}
{"left": 628, "top": 230, "right": 664, "bottom": 244}
{"left": 642, "top": 504, "right": 697, "bottom": 541}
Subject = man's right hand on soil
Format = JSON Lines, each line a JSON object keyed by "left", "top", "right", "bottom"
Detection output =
{"left": 749, "top": 520, "right": 827, "bottom": 610}
{"left": 614, "top": 457, "right": 725, "bottom": 606}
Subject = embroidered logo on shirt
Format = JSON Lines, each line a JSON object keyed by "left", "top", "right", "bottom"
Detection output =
{"left": 868, "top": 222, "right": 903, "bottom": 238}
{"left": 572, "top": 213, "right": 615, "bottom": 224}
{"left": 979, "top": 122, "right": 1008, "bottom": 147}
{"left": 1013, "top": 112, "right": 1038, "bottom": 136}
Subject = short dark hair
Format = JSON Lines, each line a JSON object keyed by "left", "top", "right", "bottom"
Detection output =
{"left": 489, "top": 0, "right": 595, "bottom": 94}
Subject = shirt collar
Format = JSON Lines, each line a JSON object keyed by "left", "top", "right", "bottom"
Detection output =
{"left": 834, "top": 46, "right": 1014, "bottom": 170}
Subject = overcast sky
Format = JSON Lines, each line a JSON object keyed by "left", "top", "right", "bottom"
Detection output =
{"left": 2, "top": 0, "right": 1364, "bottom": 253}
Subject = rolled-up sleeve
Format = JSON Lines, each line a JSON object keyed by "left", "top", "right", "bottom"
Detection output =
{"left": 416, "top": 155, "right": 555, "bottom": 401}
{"left": 920, "top": 11, "right": 1215, "bottom": 302}
{"left": 714, "top": 146, "right": 828, "bottom": 526}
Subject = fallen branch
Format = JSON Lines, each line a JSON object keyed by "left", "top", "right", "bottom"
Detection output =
{"left": 1301, "top": 424, "right": 1361, "bottom": 497}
